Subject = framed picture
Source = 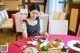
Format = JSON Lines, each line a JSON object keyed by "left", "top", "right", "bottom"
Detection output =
{"left": 77, "top": 24, "right": 80, "bottom": 36}
{"left": 30, "top": 0, "right": 44, "bottom": 3}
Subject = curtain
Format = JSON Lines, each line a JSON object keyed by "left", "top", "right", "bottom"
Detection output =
{"left": 46, "top": 0, "right": 65, "bottom": 18}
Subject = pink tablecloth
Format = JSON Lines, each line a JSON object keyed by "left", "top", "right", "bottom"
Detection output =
{"left": 8, "top": 34, "right": 80, "bottom": 53}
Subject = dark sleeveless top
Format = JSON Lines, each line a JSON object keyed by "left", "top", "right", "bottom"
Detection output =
{"left": 26, "top": 18, "right": 40, "bottom": 37}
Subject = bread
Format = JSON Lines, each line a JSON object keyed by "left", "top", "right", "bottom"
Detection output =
{"left": 52, "top": 42, "right": 60, "bottom": 48}
{"left": 46, "top": 42, "right": 53, "bottom": 48}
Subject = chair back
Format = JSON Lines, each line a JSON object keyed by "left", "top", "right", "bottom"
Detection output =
{"left": 39, "top": 15, "right": 48, "bottom": 32}
{"left": 49, "top": 20, "right": 68, "bottom": 35}
{"left": 0, "top": 15, "right": 3, "bottom": 26}
{"left": 0, "top": 11, "right": 6, "bottom": 21}
{"left": 3, "top": 10, "right": 9, "bottom": 19}
{"left": 20, "top": 9, "right": 28, "bottom": 14}
{"left": 40, "top": 19, "right": 43, "bottom": 33}
{"left": 59, "top": 12, "right": 66, "bottom": 20}
{"left": 52, "top": 11, "right": 60, "bottom": 20}
{"left": 15, "top": 14, "right": 23, "bottom": 32}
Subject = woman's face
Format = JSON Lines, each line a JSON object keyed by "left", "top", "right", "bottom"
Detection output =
{"left": 30, "top": 9, "right": 39, "bottom": 20}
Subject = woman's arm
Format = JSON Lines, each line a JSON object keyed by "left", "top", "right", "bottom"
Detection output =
{"left": 22, "top": 22, "right": 28, "bottom": 38}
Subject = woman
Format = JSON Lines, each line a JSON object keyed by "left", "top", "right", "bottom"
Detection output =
{"left": 22, "top": 4, "right": 48, "bottom": 39}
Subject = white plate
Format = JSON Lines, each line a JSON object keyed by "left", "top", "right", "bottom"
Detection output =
{"left": 40, "top": 41, "right": 65, "bottom": 50}
{"left": 67, "top": 40, "right": 80, "bottom": 52}
{"left": 27, "top": 41, "right": 38, "bottom": 45}
{"left": 23, "top": 47, "right": 38, "bottom": 53}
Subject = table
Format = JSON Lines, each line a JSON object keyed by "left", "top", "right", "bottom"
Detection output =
{"left": 8, "top": 34, "right": 80, "bottom": 53}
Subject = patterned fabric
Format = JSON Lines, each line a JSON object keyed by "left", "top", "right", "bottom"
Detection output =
{"left": 26, "top": 18, "right": 40, "bottom": 37}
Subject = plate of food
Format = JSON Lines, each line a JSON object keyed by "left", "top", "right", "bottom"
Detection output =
{"left": 67, "top": 40, "right": 80, "bottom": 52}
{"left": 40, "top": 41, "right": 65, "bottom": 50}
{"left": 23, "top": 47, "right": 38, "bottom": 53}
{"left": 32, "top": 36, "right": 47, "bottom": 41}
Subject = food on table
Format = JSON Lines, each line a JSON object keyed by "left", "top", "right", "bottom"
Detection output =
{"left": 38, "top": 39, "right": 43, "bottom": 44}
{"left": 55, "top": 38, "right": 62, "bottom": 42}
{"left": 74, "top": 42, "right": 80, "bottom": 48}
{"left": 27, "top": 41, "right": 32, "bottom": 44}
{"left": 32, "top": 36, "right": 47, "bottom": 41}
{"left": 53, "top": 42, "right": 60, "bottom": 48}
{"left": 41, "top": 36, "right": 47, "bottom": 40}
{"left": 23, "top": 47, "right": 38, "bottom": 53}
{"left": 41, "top": 46, "right": 49, "bottom": 51}
{"left": 46, "top": 41, "right": 53, "bottom": 48}
{"left": 52, "top": 38, "right": 62, "bottom": 48}
{"left": 46, "top": 39, "right": 62, "bottom": 48}
{"left": 32, "top": 36, "right": 39, "bottom": 41}
{"left": 46, "top": 41, "right": 60, "bottom": 48}
{"left": 40, "top": 32, "right": 49, "bottom": 40}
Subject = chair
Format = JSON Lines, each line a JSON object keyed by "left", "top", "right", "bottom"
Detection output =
{"left": 0, "top": 11, "right": 7, "bottom": 21}
{"left": 2, "top": 10, "right": 12, "bottom": 21}
{"left": 2, "top": 10, "right": 9, "bottom": 19}
{"left": 59, "top": 12, "right": 67, "bottom": 20}
{"left": 40, "top": 19, "right": 43, "bottom": 33}
{"left": 0, "top": 14, "right": 13, "bottom": 29}
{"left": 0, "top": 15, "right": 3, "bottom": 32}
{"left": 14, "top": 14, "right": 23, "bottom": 40}
{"left": 52, "top": 11, "right": 61, "bottom": 20}
{"left": 20, "top": 9, "right": 28, "bottom": 15}
{"left": 39, "top": 15, "right": 48, "bottom": 32}
{"left": 0, "top": 10, "right": 13, "bottom": 24}
{"left": 0, "top": 10, "right": 13, "bottom": 29}
{"left": 49, "top": 20, "right": 68, "bottom": 35}
{"left": 0, "top": 15, "right": 3, "bottom": 27}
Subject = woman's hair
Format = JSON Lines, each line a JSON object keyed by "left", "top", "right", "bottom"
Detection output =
{"left": 27, "top": 4, "right": 40, "bottom": 19}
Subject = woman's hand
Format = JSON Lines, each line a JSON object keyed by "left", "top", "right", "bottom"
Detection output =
{"left": 39, "top": 32, "right": 49, "bottom": 40}
{"left": 20, "top": 18, "right": 27, "bottom": 24}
